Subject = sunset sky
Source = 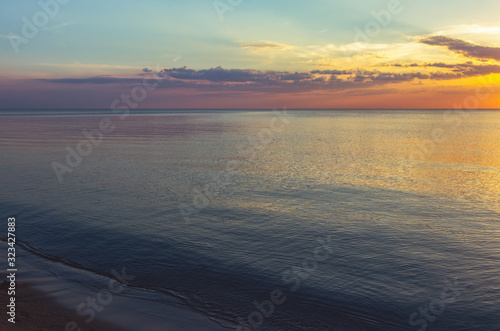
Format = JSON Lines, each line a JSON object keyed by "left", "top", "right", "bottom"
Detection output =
{"left": 1, "top": 0, "right": 499, "bottom": 109}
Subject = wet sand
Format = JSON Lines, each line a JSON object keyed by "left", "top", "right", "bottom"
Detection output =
{"left": 0, "top": 281, "right": 127, "bottom": 331}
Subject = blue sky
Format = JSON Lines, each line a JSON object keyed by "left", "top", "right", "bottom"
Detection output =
{"left": 1, "top": 0, "right": 499, "bottom": 108}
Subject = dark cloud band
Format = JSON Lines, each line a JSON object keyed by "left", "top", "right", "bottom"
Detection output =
{"left": 420, "top": 36, "right": 500, "bottom": 61}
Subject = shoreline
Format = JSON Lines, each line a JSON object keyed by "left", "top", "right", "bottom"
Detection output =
{"left": 0, "top": 280, "right": 128, "bottom": 331}
{"left": 0, "top": 240, "right": 232, "bottom": 331}
{"left": 1, "top": 279, "right": 233, "bottom": 331}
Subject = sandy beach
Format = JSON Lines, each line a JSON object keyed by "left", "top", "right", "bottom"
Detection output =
{"left": 0, "top": 281, "right": 128, "bottom": 331}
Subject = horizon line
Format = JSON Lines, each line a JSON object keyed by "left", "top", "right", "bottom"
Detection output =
{"left": 2, "top": 108, "right": 500, "bottom": 111}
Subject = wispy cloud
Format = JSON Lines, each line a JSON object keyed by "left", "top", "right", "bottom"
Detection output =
{"left": 37, "top": 62, "right": 139, "bottom": 70}
{"left": 0, "top": 34, "right": 19, "bottom": 39}
{"left": 238, "top": 41, "right": 293, "bottom": 51}
{"left": 435, "top": 25, "right": 500, "bottom": 36}
{"left": 38, "top": 76, "right": 143, "bottom": 84}
{"left": 42, "top": 21, "right": 75, "bottom": 32}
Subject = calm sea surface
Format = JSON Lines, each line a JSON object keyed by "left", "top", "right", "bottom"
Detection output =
{"left": 0, "top": 110, "right": 499, "bottom": 330}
